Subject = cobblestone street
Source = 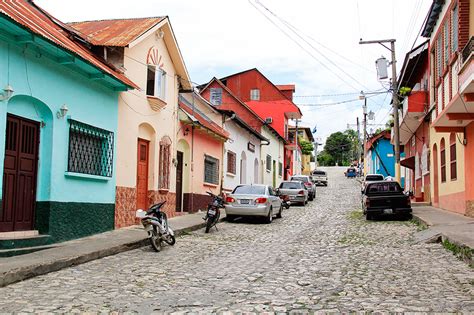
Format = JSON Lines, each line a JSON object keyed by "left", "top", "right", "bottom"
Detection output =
{"left": 0, "top": 167, "right": 473, "bottom": 313}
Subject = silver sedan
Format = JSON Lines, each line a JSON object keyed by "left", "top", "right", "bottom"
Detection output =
{"left": 277, "top": 180, "right": 308, "bottom": 206}
{"left": 225, "top": 184, "right": 282, "bottom": 223}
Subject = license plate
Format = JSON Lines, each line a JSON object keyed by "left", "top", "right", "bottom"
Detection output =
{"left": 289, "top": 196, "right": 296, "bottom": 200}
{"left": 384, "top": 209, "right": 393, "bottom": 214}
{"left": 240, "top": 199, "right": 250, "bottom": 204}
{"left": 208, "top": 209, "right": 216, "bottom": 215}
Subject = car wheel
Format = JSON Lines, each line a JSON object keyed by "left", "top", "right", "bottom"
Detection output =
{"left": 309, "top": 194, "right": 314, "bottom": 201}
{"left": 226, "top": 214, "right": 236, "bottom": 222}
{"left": 264, "top": 207, "right": 273, "bottom": 224}
{"left": 276, "top": 204, "right": 283, "bottom": 219}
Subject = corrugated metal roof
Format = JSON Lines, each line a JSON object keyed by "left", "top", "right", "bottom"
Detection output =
{"left": 276, "top": 84, "right": 295, "bottom": 91}
{"left": 69, "top": 17, "right": 165, "bottom": 47}
{"left": 179, "top": 101, "right": 230, "bottom": 140}
{"left": 0, "top": 0, "right": 137, "bottom": 89}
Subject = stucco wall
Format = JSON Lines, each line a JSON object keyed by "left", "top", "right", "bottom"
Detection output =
{"left": 222, "top": 119, "right": 262, "bottom": 191}
{"left": 430, "top": 128, "right": 466, "bottom": 214}
{"left": 260, "top": 127, "right": 284, "bottom": 188}
{"left": 117, "top": 29, "right": 178, "bottom": 193}
{"left": 0, "top": 41, "right": 118, "bottom": 204}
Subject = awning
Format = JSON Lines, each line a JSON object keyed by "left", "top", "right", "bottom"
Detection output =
{"left": 400, "top": 156, "right": 415, "bottom": 170}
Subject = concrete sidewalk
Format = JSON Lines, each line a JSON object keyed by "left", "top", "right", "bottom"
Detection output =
{"left": 412, "top": 205, "right": 474, "bottom": 251}
{"left": 0, "top": 211, "right": 224, "bottom": 287}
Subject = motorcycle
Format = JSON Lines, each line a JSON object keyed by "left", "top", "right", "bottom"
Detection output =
{"left": 277, "top": 190, "right": 291, "bottom": 209}
{"left": 203, "top": 191, "right": 224, "bottom": 233}
{"left": 135, "top": 201, "right": 176, "bottom": 252}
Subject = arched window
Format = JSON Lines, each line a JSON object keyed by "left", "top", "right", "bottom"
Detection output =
{"left": 440, "top": 138, "right": 446, "bottom": 183}
{"left": 450, "top": 133, "right": 457, "bottom": 180}
{"left": 159, "top": 136, "right": 171, "bottom": 189}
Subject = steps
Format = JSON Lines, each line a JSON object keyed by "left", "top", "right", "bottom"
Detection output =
{"left": 0, "top": 231, "right": 53, "bottom": 257}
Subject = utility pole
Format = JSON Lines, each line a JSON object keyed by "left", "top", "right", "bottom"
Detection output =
{"left": 359, "top": 38, "right": 401, "bottom": 183}
{"left": 356, "top": 117, "right": 360, "bottom": 165}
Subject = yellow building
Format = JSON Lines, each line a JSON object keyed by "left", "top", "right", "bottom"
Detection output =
{"left": 289, "top": 126, "right": 315, "bottom": 175}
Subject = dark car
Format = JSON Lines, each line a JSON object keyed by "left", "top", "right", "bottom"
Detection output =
{"left": 345, "top": 167, "right": 357, "bottom": 178}
{"left": 362, "top": 181, "right": 412, "bottom": 220}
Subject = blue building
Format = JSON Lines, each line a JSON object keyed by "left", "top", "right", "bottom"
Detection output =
{"left": 366, "top": 130, "right": 405, "bottom": 187}
{"left": 0, "top": 0, "right": 135, "bottom": 247}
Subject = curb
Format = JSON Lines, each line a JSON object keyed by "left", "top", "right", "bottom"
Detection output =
{"left": 412, "top": 213, "right": 473, "bottom": 266}
{"left": 0, "top": 215, "right": 225, "bottom": 288}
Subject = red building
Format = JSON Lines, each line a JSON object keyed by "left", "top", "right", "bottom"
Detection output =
{"left": 215, "top": 69, "right": 302, "bottom": 179}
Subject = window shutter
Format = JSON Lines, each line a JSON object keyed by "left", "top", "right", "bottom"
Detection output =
{"left": 452, "top": 5, "right": 459, "bottom": 52}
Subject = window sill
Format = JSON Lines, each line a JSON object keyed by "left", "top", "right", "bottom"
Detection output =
{"left": 226, "top": 172, "right": 236, "bottom": 177}
{"left": 266, "top": 169, "right": 271, "bottom": 173}
{"left": 64, "top": 172, "right": 110, "bottom": 181}
{"left": 203, "top": 182, "right": 218, "bottom": 188}
{"left": 147, "top": 96, "right": 167, "bottom": 111}
{"left": 158, "top": 188, "right": 169, "bottom": 194}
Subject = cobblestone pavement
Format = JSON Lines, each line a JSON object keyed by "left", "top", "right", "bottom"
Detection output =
{"left": 1, "top": 167, "right": 473, "bottom": 313}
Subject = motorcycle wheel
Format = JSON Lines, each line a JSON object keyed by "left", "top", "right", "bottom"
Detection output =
{"left": 205, "top": 217, "right": 213, "bottom": 233}
{"left": 150, "top": 228, "right": 162, "bottom": 252}
{"left": 164, "top": 234, "right": 176, "bottom": 246}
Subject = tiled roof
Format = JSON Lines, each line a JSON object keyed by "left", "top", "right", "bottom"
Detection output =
{"left": 179, "top": 101, "right": 230, "bottom": 140}
{"left": 0, "top": 0, "right": 137, "bottom": 89}
{"left": 69, "top": 17, "right": 165, "bottom": 46}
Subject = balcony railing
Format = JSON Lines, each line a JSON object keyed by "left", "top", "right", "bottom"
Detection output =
{"left": 461, "top": 36, "right": 474, "bottom": 65}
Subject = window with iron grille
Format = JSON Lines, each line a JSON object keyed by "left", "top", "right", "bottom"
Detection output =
{"left": 440, "top": 138, "right": 446, "bottom": 183}
{"left": 159, "top": 136, "right": 171, "bottom": 189}
{"left": 450, "top": 133, "right": 457, "bottom": 180}
{"left": 452, "top": 5, "right": 458, "bottom": 52}
{"left": 210, "top": 88, "right": 222, "bottom": 106}
{"left": 227, "top": 151, "right": 236, "bottom": 175}
{"left": 279, "top": 161, "right": 283, "bottom": 177}
{"left": 266, "top": 154, "right": 271, "bottom": 172}
{"left": 250, "top": 89, "right": 260, "bottom": 101}
{"left": 67, "top": 119, "right": 114, "bottom": 177}
{"left": 204, "top": 155, "right": 219, "bottom": 184}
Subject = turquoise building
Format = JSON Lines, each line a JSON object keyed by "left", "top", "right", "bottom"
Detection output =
{"left": 0, "top": 1, "right": 135, "bottom": 247}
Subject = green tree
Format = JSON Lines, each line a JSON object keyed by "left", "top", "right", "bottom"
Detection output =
{"left": 317, "top": 150, "right": 334, "bottom": 166}
{"left": 299, "top": 137, "right": 314, "bottom": 155}
{"left": 324, "top": 131, "right": 352, "bottom": 166}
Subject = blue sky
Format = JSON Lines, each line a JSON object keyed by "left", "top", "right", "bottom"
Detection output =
{"left": 36, "top": 0, "right": 433, "bottom": 144}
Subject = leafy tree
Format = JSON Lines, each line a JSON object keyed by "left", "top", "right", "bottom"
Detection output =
{"left": 317, "top": 150, "right": 334, "bottom": 166}
{"left": 299, "top": 137, "right": 314, "bottom": 155}
{"left": 324, "top": 131, "right": 352, "bottom": 166}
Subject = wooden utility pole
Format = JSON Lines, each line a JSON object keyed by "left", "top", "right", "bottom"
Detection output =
{"left": 359, "top": 38, "right": 401, "bottom": 183}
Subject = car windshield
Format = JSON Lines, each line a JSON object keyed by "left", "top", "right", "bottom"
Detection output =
{"left": 366, "top": 182, "right": 402, "bottom": 193}
{"left": 313, "top": 171, "right": 326, "bottom": 176}
{"left": 366, "top": 175, "right": 384, "bottom": 181}
{"left": 233, "top": 185, "right": 266, "bottom": 195}
{"left": 291, "top": 176, "right": 309, "bottom": 183}
{"left": 279, "top": 182, "right": 301, "bottom": 189}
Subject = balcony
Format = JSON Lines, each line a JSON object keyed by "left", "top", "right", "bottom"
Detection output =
{"left": 459, "top": 36, "right": 474, "bottom": 94}
{"left": 398, "top": 91, "right": 428, "bottom": 145}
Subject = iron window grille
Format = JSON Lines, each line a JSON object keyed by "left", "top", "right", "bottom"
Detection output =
{"left": 279, "top": 162, "right": 283, "bottom": 176}
{"left": 266, "top": 154, "right": 271, "bottom": 172}
{"left": 204, "top": 155, "right": 219, "bottom": 185}
{"left": 68, "top": 119, "right": 114, "bottom": 177}
{"left": 227, "top": 151, "right": 236, "bottom": 175}
{"left": 159, "top": 136, "right": 172, "bottom": 189}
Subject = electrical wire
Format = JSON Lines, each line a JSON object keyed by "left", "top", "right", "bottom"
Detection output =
{"left": 253, "top": 0, "right": 371, "bottom": 91}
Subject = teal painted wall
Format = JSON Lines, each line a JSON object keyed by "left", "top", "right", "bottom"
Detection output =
{"left": 0, "top": 41, "right": 119, "bottom": 205}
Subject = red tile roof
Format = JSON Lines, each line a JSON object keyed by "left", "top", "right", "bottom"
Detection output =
{"left": 0, "top": 0, "right": 137, "bottom": 89}
{"left": 69, "top": 17, "right": 165, "bottom": 47}
{"left": 179, "top": 101, "right": 230, "bottom": 140}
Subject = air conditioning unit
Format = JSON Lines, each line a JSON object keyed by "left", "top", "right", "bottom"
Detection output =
{"left": 265, "top": 117, "right": 273, "bottom": 124}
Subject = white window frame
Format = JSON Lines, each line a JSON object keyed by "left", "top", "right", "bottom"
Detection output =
{"left": 250, "top": 89, "right": 260, "bottom": 101}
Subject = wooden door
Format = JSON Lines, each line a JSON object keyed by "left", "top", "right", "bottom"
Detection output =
{"left": 136, "top": 139, "right": 149, "bottom": 211}
{"left": 176, "top": 151, "right": 183, "bottom": 211}
{"left": 1, "top": 115, "right": 39, "bottom": 232}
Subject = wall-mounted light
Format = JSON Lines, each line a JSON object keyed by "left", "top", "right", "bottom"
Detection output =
{"left": 56, "top": 104, "right": 69, "bottom": 119}
{"left": 0, "top": 84, "right": 14, "bottom": 101}
{"left": 183, "top": 126, "right": 190, "bottom": 136}
{"left": 172, "top": 158, "right": 178, "bottom": 167}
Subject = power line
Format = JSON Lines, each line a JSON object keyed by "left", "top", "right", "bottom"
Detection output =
{"left": 249, "top": 0, "right": 365, "bottom": 92}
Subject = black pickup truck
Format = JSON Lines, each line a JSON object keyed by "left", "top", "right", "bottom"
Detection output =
{"left": 362, "top": 181, "right": 412, "bottom": 220}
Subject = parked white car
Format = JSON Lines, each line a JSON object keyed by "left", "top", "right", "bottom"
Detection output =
{"left": 225, "top": 184, "right": 282, "bottom": 223}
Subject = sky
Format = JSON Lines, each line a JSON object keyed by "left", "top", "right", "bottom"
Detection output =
{"left": 36, "top": 0, "right": 433, "bottom": 145}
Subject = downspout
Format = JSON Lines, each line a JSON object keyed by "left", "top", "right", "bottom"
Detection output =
{"left": 260, "top": 127, "right": 270, "bottom": 186}
{"left": 191, "top": 93, "right": 195, "bottom": 213}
